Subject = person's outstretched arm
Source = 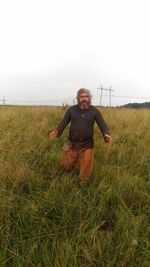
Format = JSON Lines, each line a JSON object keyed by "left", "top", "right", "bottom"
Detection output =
{"left": 50, "top": 108, "right": 71, "bottom": 140}
{"left": 95, "top": 109, "right": 112, "bottom": 144}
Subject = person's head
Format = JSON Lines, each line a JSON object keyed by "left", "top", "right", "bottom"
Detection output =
{"left": 76, "top": 88, "right": 92, "bottom": 109}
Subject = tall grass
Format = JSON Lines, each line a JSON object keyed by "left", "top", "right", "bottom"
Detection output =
{"left": 0, "top": 106, "right": 149, "bottom": 267}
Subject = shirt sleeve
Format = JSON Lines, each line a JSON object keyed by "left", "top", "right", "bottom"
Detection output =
{"left": 56, "top": 108, "right": 71, "bottom": 137}
{"left": 95, "top": 109, "right": 110, "bottom": 136}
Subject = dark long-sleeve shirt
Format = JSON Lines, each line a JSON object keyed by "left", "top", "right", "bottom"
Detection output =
{"left": 56, "top": 104, "right": 110, "bottom": 150}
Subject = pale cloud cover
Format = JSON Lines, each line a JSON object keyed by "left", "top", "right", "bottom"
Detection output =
{"left": 0, "top": 0, "right": 150, "bottom": 106}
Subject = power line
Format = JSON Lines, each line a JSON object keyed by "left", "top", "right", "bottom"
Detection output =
{"left": 1, "top": 93, "right": 150, "bottom": 107}
{"left": 97, "top": 85, "right": 114, "bottom": 107}
{"left": 112, "top": 95, "right": 150, "bottom": 99}
{"left": 0, "top": 97, "right": 76, "bottom": 106}
{"left": 94, "top": 93, "right": 150, "bottom": 100}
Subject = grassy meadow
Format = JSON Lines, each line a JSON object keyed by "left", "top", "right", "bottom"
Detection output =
{"left": 0, "top": 105, "right": 150, "bottom": 267}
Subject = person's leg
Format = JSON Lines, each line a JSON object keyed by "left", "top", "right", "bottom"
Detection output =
{"left": 60, "top": 149, "right": 78, "bottom": 171}
{"left": 79, "top": 148, "right": 94, "bottom": 181}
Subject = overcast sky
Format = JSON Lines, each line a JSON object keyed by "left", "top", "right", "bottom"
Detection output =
{"left": 0, "top": 0, "right": 150, "bottom": 106}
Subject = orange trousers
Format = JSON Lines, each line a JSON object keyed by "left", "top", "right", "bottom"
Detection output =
{"left": 60, "top": 148, "right": 93, "bottom": 181}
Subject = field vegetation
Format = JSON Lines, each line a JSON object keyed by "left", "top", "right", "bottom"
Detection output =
{"left": 0, "top": 106, "right": 149, "bottom": 266}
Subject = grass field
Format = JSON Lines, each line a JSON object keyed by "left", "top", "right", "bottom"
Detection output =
{"left": 0, "top": 106, "right": 150, "bottom": 267}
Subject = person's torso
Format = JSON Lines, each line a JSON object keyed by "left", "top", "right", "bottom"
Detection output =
{"left": 68, "top": 105, "right": 97, "bottom": 143}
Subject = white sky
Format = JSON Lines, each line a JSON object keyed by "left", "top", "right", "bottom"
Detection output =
{"left": 0, "top": 0, "right": 150, "bottom": 106}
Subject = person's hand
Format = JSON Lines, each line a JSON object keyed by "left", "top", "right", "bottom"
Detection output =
{"left": 104, "top": 134, "right": 112, "bottom": 144}
{"left": 50, "top": 130, "right": 58, "bottom": 140}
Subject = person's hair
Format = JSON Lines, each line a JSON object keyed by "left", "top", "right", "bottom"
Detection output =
{"left": 76, "top": 88, "right": 92, "bottom": 100}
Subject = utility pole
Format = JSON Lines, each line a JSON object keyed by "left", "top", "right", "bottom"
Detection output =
{"left": 97, "top": 86, "right": 114, "bottom": 107}
{"left": 109, "top": 87, "right": 113, "bottom": 107}
{"left": 3, "top": 96, "right": 5, "bottom": 105}
{"left": 100, "top": 84, "right": 103, "bottom": 106}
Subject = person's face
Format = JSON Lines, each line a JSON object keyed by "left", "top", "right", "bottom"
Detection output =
{"left": 77, "top": 93, "right": 91, "bottom": 109}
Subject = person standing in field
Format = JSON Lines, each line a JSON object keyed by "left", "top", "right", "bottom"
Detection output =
{"left": 50, "top": 88, "right": 112, "bottom": 183}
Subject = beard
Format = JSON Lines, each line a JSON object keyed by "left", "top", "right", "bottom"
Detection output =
{"left": 78, "top": 99, "right": 91, "bottom": 109}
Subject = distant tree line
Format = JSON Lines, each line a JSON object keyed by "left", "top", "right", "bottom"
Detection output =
{"left": 119, "top": 102, "right": 150, "bottom": 109}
